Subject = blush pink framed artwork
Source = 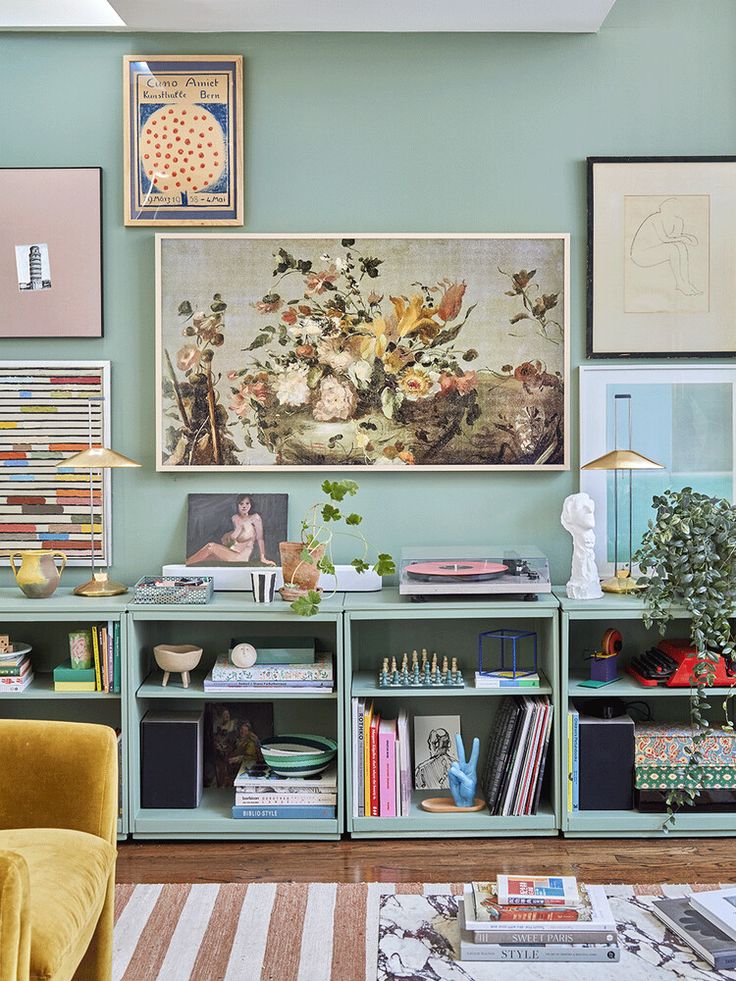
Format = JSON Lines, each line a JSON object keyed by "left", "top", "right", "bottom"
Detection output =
{"left": 0, "top": 167, "right": 103, "bottom": 338}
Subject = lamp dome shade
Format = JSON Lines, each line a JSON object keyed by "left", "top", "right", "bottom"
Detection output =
{"left": 581, "top": 449, "right": 664, "bottom": 471}
{"left": 57, "top": 446, "right": 141, "bottom": 469}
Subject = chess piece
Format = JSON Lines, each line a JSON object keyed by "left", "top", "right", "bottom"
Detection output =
{"left": 561, "top": 492, "right": 604, "bottom": 600}
{"left": 379, "top": 657, "right": 389, "bottom": 687}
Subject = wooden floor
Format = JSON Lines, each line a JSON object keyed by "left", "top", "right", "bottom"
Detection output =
{"left": 116, "top": 837, "right": 736, "bottom": 885}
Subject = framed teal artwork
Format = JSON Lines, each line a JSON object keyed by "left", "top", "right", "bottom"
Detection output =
{"left": 580, "top": 365, "right": 736, "bottom": 576}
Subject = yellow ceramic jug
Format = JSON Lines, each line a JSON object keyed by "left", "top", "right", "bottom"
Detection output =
{"left": 9, "top": 550, "right": 67, "bottom": 599}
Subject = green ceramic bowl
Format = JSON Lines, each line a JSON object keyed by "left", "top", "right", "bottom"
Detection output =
{"left": 260, "top": 734, "right": 337, "bottom": 777}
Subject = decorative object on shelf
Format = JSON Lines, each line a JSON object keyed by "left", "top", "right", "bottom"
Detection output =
{"left": 0, "top": 167, "right": 102, "bottom": 337}
{"left": 156, "top": 233, "right": 569, "bottom": 470}
{"left": 9, "top": 550, "right": 67, "bottom": 599}
{"left": 153, "top": 643, "right": 203, "bottom": 688}
{"left": 588, "top": 156, "right": 736, "bottom": 358}
{"left": 230, "top": 642, "right": 257, "bottom": 669}
{"left": 582, "top": 392, "right": 663, "bottom": 593}
{"left": 0, "top": 362, "right": 111, "bottom": 566}
{"left": 279, "top": 479, "right": 394, "bottom": 616}
{"left": 0, "top": 636, "right": 10, "bottom": 654}
{"left": 68, "top": 628, "right": 93, "bottom": 670}
{"left": 164, "top": 561, "right": 381, "bottom": 592}
{"left": 413, "top": 715, "right": 461, "bottom": 790}
{"left": 478, "top": 628, "right": 537, "bottom": 681}
{"left": 133, "top": 575, "right": 214, "bottom": 605}
{"left": 185, "top": 493, "right": 286, "bottom": 567}
{"left": 586, "top": 628, "right": 622, "bottom": 685}
{"left": 259, "top": 735, "right": 337, "bottom": 777}
{"left": 378, "top": 649, "right": 464, "bottom": 688}
{"left": 580, "top": 365, "right": 736, "bottom": 579}
{"left": 399, "top": 546, "right": 552, "bottom": 600}
{"left": 56, "top": 397, "right": 141, "bottom": 596}
{"left": 203, "top": 702, "right": 274, "bottom": 788}
{"left": 123, "top": 56, "right": 243, "bottom": 226}
{"left": 560, "top": 493, "right": 603, "bottom": 600}
{"left": 230, "top": 636, "right": 315, "bottom": 665}
{"left": 420, "top": 733, "right": 484, "bottom": 812}
{"left": 629, "top": 639, "right": 736, "bottom": 689}
{"left": 251, "top": 570, "right": 277, "bottom": 603}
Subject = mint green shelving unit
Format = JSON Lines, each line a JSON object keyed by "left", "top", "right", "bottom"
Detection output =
{"left": 558, "top": 589, "right": 736, "bottom": 838}
{"left": 0, "top": 588, "right": 130, "bottom": 838}
{"left": 127, "top": 592, "right": 344, "bottom": 841}
{"left": 344, "top": 589, "right": 560, "bottom": 839}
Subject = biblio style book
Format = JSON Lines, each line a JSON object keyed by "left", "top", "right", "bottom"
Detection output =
{"left": 458, "top": 908, "right": 620, "bottom": 963}
{"left": 464, "top": 885, "right": 616, "bottom": 935}
{"left": 690, "top": 888, "right": 736, "bottom": 944}
{"left": 210, "top": 653, "right": 333, "bottom": 683}
{"left": 651, "top": 898, "right": 736, "bottom": 972}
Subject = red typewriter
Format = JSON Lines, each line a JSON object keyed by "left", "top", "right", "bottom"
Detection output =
{"left": 627, "top": 639, "right": 736, "bottom": 687}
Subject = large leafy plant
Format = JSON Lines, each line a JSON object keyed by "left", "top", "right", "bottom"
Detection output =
{"left": 634, "top": 487, "right": 736, "bottom": 823}
{"left": 289, "top": 479, "right": 395, "bottom": 616}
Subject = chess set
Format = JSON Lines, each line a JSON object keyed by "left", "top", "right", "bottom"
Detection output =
{"left": 378, "top": 649, "right": 465, "bottom": 688}
{"left": 398, "top": 546, "right": 552, "bottom": 600}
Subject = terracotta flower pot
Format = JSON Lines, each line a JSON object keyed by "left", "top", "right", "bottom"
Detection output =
{"left": 279, "top": 541, "right": 325, "bottom": 590}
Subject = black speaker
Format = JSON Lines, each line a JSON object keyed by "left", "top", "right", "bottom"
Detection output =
{"left": 578, "top": 712, "right": 634, "bottom": 810}
{"left": 141, "top": 709, "right": 204, "bottom": 808}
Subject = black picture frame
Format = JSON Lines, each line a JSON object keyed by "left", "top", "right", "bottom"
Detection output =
{"left": 587, "top": 155, "right": 736, "bottom": 359}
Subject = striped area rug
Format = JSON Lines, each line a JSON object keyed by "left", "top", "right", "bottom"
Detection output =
{"left": 112, "top": 882, "right": 727, "bottom": 981}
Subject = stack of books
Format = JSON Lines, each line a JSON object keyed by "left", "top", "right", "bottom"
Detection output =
{"left": 55, "top": 624, "right": 122, "bottom": 693}
{"left": 652, "top": 887, "right": 736, "bottom": 971}
{"left": 481, "top": 696, "right": 553, "bottom": 816}
{"left": 474, "top": 671, "right": 541, "bottom": 689}
{"left": 459, "top": 876, "right": 619, "bottom": 963}
{"left": 351, "top": 700, "right": 411, "bottom": 817}
{"left": 231, "top": 761, "right": 337, "bottom": 819}
{"left": 203, "top": 652, "right": 333, "bottom": 693}
{"left": 0, "top": 642, "right": 33, "bottom": 693}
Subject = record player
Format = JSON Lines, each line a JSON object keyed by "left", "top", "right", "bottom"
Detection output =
{"left": 399, "top": 547, "right": 552, "bottom": 600}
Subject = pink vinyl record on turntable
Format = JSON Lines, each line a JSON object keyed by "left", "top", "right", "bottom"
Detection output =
{"left": 405, "top": 560, "right": 508, "bottom": 580}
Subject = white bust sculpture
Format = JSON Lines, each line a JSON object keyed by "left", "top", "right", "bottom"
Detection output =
{"left": 560, "top": 492, "right": 604, "bottom": 600}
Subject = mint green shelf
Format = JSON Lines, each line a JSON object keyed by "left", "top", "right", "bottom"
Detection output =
{"left": 133, "top": 787, "right": 339, "bottom": 840}
{"left": 568, "top": 673, "right": 736, "bottom": 698}
{"left": 566, "top": 809, "right": 736, "bottom": 837}
{"left": 352, "top": 671, "right": 552, "bottom": 698}
{"left": 0, "top": 673, "right": 122, "bottom": 699}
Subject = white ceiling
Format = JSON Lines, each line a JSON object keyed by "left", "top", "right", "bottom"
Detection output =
{"left": 1, "top": 0, "right": 618, "bottom": 32}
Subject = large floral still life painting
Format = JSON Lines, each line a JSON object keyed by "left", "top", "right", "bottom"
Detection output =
{"left": 156, "top": 234, "right": 569, "bottom": 470}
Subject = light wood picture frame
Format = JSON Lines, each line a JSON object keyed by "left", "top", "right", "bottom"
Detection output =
{"left": 124, "top": 55, "right": 243, "bottom": 226}
{"left": 587, "top": 156, "right": 736, "bottom": 358}
{"left": 155, "top": 233, "right": 569, "bottom": 472}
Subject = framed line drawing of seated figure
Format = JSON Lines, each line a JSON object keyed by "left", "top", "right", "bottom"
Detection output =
{"left": 185, "top": 492, "right": 287, "bottom": 566}
{"left": 587, "top": 156, "right": 736, "bottom": 358}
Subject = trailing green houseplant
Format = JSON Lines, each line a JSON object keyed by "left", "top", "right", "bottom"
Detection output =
{"left": 283, "top": 479, "right": 395, "bottom": 617}
{"left": 633, "top": 487, "right": 736, "bottom": 825}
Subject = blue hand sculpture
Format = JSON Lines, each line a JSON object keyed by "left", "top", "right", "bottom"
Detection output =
{"left": 448, "top": 733, "right": 480, "bottom": 808}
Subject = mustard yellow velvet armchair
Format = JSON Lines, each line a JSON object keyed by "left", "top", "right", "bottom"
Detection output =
{"left": 0, "top": 719, "right": 118, "bottom": 981}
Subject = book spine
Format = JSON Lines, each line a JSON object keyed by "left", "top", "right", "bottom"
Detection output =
{"left": 357, "top": 699, "right": 365, "bottom": 818}
{"left": 567, "top": 709, "right": 574, "bottom": 813}
{"left": 92, "top": 627, "right": 102, "bottom": 691}
{"left": 531, "top": 704, "right": 553, "bottom": 816}
{"left": 113, "top": 621, "right": 121, "bottom": 694}
{"left": 471, "top": 929, "right": 616, "bottom": 944}
{"left": 379, "top": 721, "right": 396, "bottom": 818}
{"left": 204, "top": 681, "right": 331, "bottom": 690}
{"left": 101, "top": 626, "right": 108, "bottom": 692}
{"left": 571, "top": 709, "right": 579, "bottom": 811}
{"left": 231, "top": 805, "right": 335, "bottom": 819}
{"left": 234, "top": 794, "right": 337, "bottom": 806}
{"left": 364, "top": 702, "right": 373, "bottom": 816}
{"left": 212, "top": 662, "right": 332, "bottom": 682}
{"left": 458, "top": 944, "right": 620, "bottom": 963}
{"left": 370, "top": 714, "right": 380, "bottom": 817}
{"left": 714, "top": 952, "right": 736, "bottom": 971}
{"left": 0, "top": 661, "right": 29, "bottom": 677}
{"left": 0, "top": 674, "right": 33, "bottom": 691}
{"left": 54, "top": 681, "right": 97, "bottom": 691}
{"left": 107, "top": 621, "right": 114, "bottom": 693}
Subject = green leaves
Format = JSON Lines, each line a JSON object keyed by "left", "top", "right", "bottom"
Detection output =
{"left": 351, "top": 558, "right": 370, "bottom": 574}
{"left": 345, "top": 513, "right": 362, "bottom": 526}
{"left": 321, "top": 479, "right": 358, "bottom": 502}
{"left": 374, "top": 553, "right": 397, "bottom": 576}
{"left": 290, "top": 590, "right": 322, "bottom": 617}
{"left": 321, "top": 504, "right": 341, "bottom": 522}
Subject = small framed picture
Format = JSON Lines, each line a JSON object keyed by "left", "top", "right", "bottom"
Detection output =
{"left": 0, "top": 168, "right": 102, "bottom": 338}
{"left": 587, "top": 156, "right": 736, "bottom": 358}
{"left": 123, "top": 55, "right": 244, "bottom": 226}
{"left": 185, "top": 493, "right": 288, "bottom": 567}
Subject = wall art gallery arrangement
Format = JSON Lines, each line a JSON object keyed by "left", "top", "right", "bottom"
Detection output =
{"left": 156, "top": 234, "right": 569, "bottom": 471}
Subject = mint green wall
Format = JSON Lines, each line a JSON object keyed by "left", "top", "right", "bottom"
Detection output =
{"left": 1, "top": 0, "right": 734, "bottom": 587}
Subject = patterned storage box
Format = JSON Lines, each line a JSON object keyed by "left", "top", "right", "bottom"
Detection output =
{"left": 132, "top": 576, "right": 214, "bottom": 605}
{"left": 634, "top": 722, "right": 736, "bottom": 767}
{"left": 635, "top": 764, "right": 736, "bottom": 790}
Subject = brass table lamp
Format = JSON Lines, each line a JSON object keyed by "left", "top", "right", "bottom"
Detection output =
{"left": 57, "top": 443, "right": 141, "bottom": 597}
{"left": 581, "top": 393, "right": 664, "bottom": 594}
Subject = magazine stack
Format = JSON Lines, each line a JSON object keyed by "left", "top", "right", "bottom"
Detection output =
{"left": 231, "top": 760, "right": 337, "bottom": 820}
{"left": 0, "top": 637, "right": 33, "bottom": 693}
{"left": 459, "top": 876, "right": 620, "bottom": 963}
{"left": 651, "top": 886, "right": 736, "bottom": 972}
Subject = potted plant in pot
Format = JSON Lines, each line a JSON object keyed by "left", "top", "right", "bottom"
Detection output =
{"left": 280, "top": 479, "right": 395, "bottom": 617}
{"left": 633, "top": 486, "right": 736, "bottom": 824}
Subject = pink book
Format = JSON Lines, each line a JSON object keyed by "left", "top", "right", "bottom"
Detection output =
{"left": 378, "top": 718, "right": 397, "bottom": 817}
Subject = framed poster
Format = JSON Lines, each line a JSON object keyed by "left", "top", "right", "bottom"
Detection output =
{"left": 579, "top": 365, "right": 736, "bottom": 575}
{"left": 587, "top": 156, "right": 736, "bottom": 358}
{"left": 0, "top": 168, "right": 102, "bottom": 338}
{"left": 156, "top": 233, "right": 569, "bottom": 471}
{"left": 0, "top": 361, "right": 112, "bottom": 565}
{"left": 123, "top": 55, "right": 243, "bottom": 226}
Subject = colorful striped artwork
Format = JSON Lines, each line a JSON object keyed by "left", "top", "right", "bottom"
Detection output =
{"left": 0, "top": 362, "right": 111, "bottom": 565}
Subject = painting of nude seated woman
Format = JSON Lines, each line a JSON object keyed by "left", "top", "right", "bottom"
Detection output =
{"left": 185, "top": 493, "right": 288, "bottom": 567}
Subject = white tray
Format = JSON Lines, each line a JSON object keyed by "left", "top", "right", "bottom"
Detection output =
{"left": 162, "top": 564, "right": 381, "bottom": 592}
